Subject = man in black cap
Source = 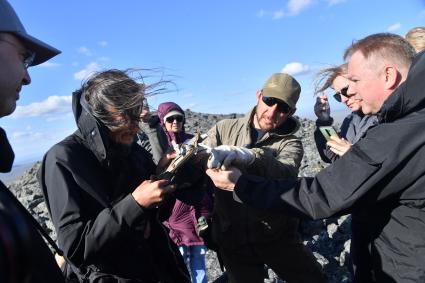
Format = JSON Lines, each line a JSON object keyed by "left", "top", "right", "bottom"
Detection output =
{"left": 0, "top": 0, "right": 63, "bottom": 282}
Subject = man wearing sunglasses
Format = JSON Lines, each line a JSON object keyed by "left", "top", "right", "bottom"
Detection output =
{"left": 202, "top": 73, "right": 326, "bottom": 283}
{"left": 0, "top": 0, "right": 63, "bottom": 282}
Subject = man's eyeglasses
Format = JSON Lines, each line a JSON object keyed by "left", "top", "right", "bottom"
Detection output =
{"left": 333, "top": 86, "right": 349, "bottom": 102}
{"left": 165, "top": 115, "right": 184, "bottom": 123}
{"left": 0, "top": 39, "right": 35, "bottom": 69}
{"left": 261, "top": 94, "right": 291, "bottom": 114}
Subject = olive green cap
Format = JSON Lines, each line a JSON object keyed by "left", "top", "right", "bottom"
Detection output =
{"left": 262, "top": 73, "right": 301, "bottom": 108}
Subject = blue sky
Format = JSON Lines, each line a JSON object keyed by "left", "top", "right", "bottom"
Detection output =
{"left": 2, "top": 0, "right": 425, "bottom": 164}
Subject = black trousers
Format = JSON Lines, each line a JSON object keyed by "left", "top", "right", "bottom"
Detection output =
{"left": 219, "top": 240, "right": 327, "bottom": 283}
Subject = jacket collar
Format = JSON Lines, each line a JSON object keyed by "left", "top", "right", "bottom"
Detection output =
{"left": 72, "top": 90, "right": 110, "bottom": 165}
{"left": 378, "top": 50, "right": 425, "bottom": 123}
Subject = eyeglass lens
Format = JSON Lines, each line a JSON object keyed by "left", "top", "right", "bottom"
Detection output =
{"left": 261, "top": 95, "right": 290, "bottom": 113}
{"left": 0, "top": 39, "right": 35, "bottom": 69}
{"left": 166, "top": 115, "right": 183, "bottom": 123}
{"left": 333, "top": 86, "right": 349, "bottom": 102}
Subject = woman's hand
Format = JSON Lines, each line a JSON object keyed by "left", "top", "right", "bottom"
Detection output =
{"left": 327, "top": 135, "right": 352, "bottom": 157}
{"left": 131, "top": 179, "right": 176, "bottom": 209}
{"left": 314, "top": 95, "right": 331, "bottom": 121}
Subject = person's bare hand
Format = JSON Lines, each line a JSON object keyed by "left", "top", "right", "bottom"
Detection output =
{"left": 205, "top": 167, "right": 242, "bottom": 191}
{"left": 132, "top": 179, "right": 176, "bottom": 208}
{"left": 156, "top": 151, "right": 177, "bottom": 173}
{"left": 327, "top": 135, "right": 352, "bottom": 157}
{"left": 314, "top": 95, "right": 331, "bottom": 121}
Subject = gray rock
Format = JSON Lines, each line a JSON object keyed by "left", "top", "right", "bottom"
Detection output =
{"left": 7, "top": 111, "right": 352, "bottom": 283}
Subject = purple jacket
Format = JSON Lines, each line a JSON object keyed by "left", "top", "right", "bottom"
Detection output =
{"left": 158, "top": 102, "right": 213, "bottom": 246}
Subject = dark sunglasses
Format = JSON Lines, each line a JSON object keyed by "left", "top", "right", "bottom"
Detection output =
{"left": 261, "top": 95, "right": 291, "bottom": 113}
{"left": 165, "top": 115, "right": 184, "bottom": 123}
{"left": 333, "top": 86, "right": 349, "bottom": 102}
{"left": 0, "top": 39, "right": 35, "bottom": 69}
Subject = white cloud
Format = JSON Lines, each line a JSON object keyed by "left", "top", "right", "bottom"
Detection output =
{"left": 281, "top": 62, "right": 311, "bottom": 75}
{"left": 38, "top": 61, "right": 61, "bottom": 68}
{"left": 98, "top": 41, "right": 108, "bottom": 47}
{"left": 272, "top": 10, "right": 285, "bottom": 20}
{"left": 327, "top": 0, "right": 347, "bottom": 6}
{"left": 11, "top": 96, "right": 72, "bottom": 118}
{"left": 74, "top": 62, "right": 100, "bottom": 80}
{"left": 258, "top": 0, "right": 314, "bottom": 20}
{"left": 387, "top": 22, "right": 401, "bottom": 32}
{"left": 77, "top": 46, "right": 92, "bottom": 56}
{"left": 287, "top": 0, "right": 314, "bottom": 16}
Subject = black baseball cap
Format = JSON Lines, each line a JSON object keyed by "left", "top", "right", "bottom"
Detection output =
{"left": 0, "top": 0, "right": 60, "bottom": 66}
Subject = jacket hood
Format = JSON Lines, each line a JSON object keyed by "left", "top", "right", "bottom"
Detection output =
{"left": 247, "top": 107, "right": 300, "bottom": 136}
{"left": 71, "top": 90, "right": 110, "bottom": 164}
{"left": 379, "top": 50, "right": 425, "bottom": 123}
{"left": 157, "top": 102, "right": 185, "bottom": 126}
{"left": 157, "top": 102, "right": 187, "bottom": 145}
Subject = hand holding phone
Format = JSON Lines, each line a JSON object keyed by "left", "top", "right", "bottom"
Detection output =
{"left": 319, "top": 126, "right": 339, "bottom": 141}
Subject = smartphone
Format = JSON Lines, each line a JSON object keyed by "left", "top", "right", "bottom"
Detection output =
{"left": 319, "top": 126, "right": 339, "bottom": 141}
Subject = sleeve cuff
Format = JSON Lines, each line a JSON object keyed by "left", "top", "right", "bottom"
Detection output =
{"left": 113, "top": 194, "right": 146, "bottom": 226}
{"left": 233, "top": 174, "right": 249, "bottom": 203}
{"left": 315, "top": 117, "right": 334, "bottom": 126}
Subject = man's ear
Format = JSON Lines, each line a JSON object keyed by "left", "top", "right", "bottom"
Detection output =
{"left": 255, "top": 90, "right": 262, "bottom": 101}
{"left": 384, "top": 66, "right": 401, "bottom": 90}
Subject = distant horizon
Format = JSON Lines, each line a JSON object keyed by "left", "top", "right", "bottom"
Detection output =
{"left": 6, "top": 109, "right": 349, "bottom": 166}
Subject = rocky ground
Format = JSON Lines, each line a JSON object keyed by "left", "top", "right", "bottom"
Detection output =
{"left": 8, "top": 110, "right": 352, "bottom": 283}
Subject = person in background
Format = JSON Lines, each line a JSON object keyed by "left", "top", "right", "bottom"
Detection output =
{"left": 0, "top": 0, "right": 64, "bottom": 282}
{"left": 38, "top": 70, "right": 190, "bottom": 282}
{"left": 405, "top": 26, "right": 425, "bottom": 53}
{"left": 203, "top": 73, "right": 326, "bottom": 283}
{"left": 313, "top": 63, "right": 378, "bottom": 162}
{"left": 313, "top": 63, "right": 379, "bottom": 280}
{"left": 139, "top": 101, "right": 212, "bottom": 283}
{"left": 206, "top": 33, "right": 420, "bottom": 283}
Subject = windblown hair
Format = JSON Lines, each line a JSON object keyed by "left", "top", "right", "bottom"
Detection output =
{"left": 405, "top": 26, "right": 425, "bottom": 53}
{"left": 314, "top": 63, "right": 347, "bottom": 95}
{"left": 80, "top": 69, "right": 173, "bottom": 131}
{"left": 343, "top": 33, "right": 416, "bottom": 73}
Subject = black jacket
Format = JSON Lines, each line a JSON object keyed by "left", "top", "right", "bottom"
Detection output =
{"left": 234, "top": 51, "right": 425, "bottom": 282}
{"left": 0, "top": 128, "right": 65, "bottom": 283}
{"left": 37, "top": 91, "right": 190, "bottom": 282}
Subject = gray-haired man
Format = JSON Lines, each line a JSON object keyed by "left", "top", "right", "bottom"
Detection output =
{"left": 208, "top": 33, "right": 420, "bottom": 283}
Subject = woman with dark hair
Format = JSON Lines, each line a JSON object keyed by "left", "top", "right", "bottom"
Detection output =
{"left": 38, "top": 70, "right": 190, "bottom": 282}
